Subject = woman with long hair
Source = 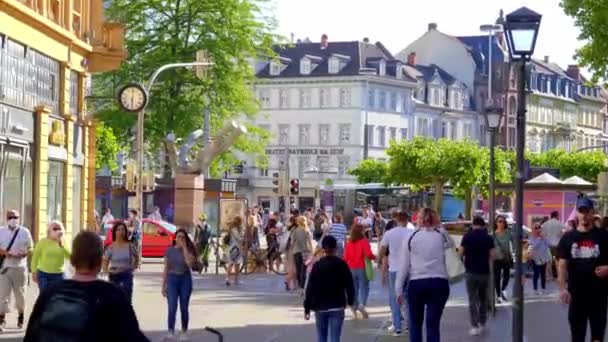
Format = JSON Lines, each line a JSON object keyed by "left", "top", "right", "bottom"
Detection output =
{"left": 284, "top": 215, "right": 298, "bottom": 291}
{"left": 225, "top": 216, "right": 244, "bottom": 286}
{"left": 162, "top": 228, "right": 196, "bottom": 341}
{"left": 103, "top": 221, "right": 138, "bottom": 304}
{"left": 493, "top": 215, "right": 513, "bottom": 303}
{"left": 395, "top": 208, "right": 451, "bottom": 342}
{"left": 291, "top": 216, "right": 313, "bottom": 293}
{"left": 344, "top": 223, "right": 376, "bottom": 319}
{"left": 31, "top": 221, "right": 70, "bottom": 291}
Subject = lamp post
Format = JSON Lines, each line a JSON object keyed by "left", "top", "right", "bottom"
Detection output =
{"left": 504, "top": 7, "right": 542, "bottom": 342}
{"left": 480, "top": 24, "right": 503, "bottom": 106}
{"left": 360, "top": 68, "right": 377, "bottom": 160}
{"left": 484, "top": 105, "right": 503, "bottom": 315}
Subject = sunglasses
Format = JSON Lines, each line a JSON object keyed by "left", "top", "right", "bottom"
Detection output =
{"left": 8, "top": 216, "right": 18, "bottom": 220}
{"left": 534, "top": 226, "right": 542, "bottom": 230}
{"left": 578, "top": 207, "right": 591, "bottom": 214}
{"left": 52, "top": 227, "right": 62, "bottom": 232}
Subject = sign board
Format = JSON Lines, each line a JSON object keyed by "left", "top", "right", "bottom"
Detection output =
{"left": 265, "top": 148, "right": 345, "bottom": 156}
{"left": 218, "top": 199, "right": 248, "bottom": 232}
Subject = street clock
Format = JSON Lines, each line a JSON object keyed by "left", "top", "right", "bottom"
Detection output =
{"left": 117, "top": 83, "right": 148, "bottom": 113}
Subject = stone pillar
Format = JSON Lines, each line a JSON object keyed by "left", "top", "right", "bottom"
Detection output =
{"left": 174, "top": 174, "right": 205, "bottom": 228}
{"left": 62, "top": 115, "right": 75, "bottom": 241}
{"left": 84, "top": 121, "right": 97, "bottom": 231}
{"left": 34, "top": 105, "right": 51, "bottom": 241}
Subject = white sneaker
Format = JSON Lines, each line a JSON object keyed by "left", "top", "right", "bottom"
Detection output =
{"left": 534, "top": 290, "right": 540, "bottom": 296}
{"left": 164, "top": 332, "right": 176, "bottom": 341}
{"left": 501, "top": 291, "right": 509, "bottom": 301}
{"left": 178, "top": 332, "right": 189, "bottom": 341}
{"left": 469, "top": 327, "right": 480, "bottom": 336}
{"left": 387, "top": 324, "right": 396, "bottom": 332}
{"left": 392, "top": 330, "right": 402, "bottom": 337}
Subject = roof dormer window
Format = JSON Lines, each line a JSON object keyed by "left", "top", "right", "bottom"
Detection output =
{"left": 270, "top": 60, "right": 281, "bottom": 76}
{"left": 329, "top": 57, "right": 339, "bottom": 74}
{"left": 300, "top": 58, "right": 311, "bottom": 75}
{"left": 379, "top": 60, "right": 386, "bottom": 76}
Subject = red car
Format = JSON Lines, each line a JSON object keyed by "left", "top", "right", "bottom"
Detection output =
{"left": 103, "top": 219, "right": 177, "bottom": 257}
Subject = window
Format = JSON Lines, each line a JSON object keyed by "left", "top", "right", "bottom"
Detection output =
{"left": 298, "top": 157, "right": 310, "bottom": 178}
{"left": 259, "top": 168, "right": 269, "bottom": 177}
{"left": 400, "top": 128, "right": 408, "bottom": 140}
{"left": 417, "top": 117, "right": 428, "bottom": 136}
{"left": 320, "top": 88, "right": 330, "bottom": 108}
{"left": 379, "top": 91, "right": 386, "bottom": 110}
{"left": 339, "top": 88, "right": 351, "bottom": 107}
{"left": 69, "top": 71, "right": 79, "bottom": 116}
{"left": 318, "top": 156, "right": 330, "bottom": 173}
{"left": 300, "top": 89, "right": 312, "bottom": 108}
{"left": 396, "top": 94, "right": 403, "bottom": 113}
{"left": 47, "top": 160, "right": 65, "bottom": 223}
{"left": 389, "top": 127, "right": 397, "bottom": 142}
{"left": 279, "top": 125, "right": 289, "bottom": 144}
{"left": 300, "top": 58, "right": 311, "bottom": 75}
{"left": 463, "top": 123, "right": 472, "bottom": 138}
{"left": 299, "top": 125, "right": 310, "bottom": 145}
{"left": 258, "top": 90, "right": 271, "bottom": 108}
{"left": 379, "top": 61, "right": 386, "bottom": 76}
{"left": 367, "top": 125, "right": 375, "bottom": 146}
{"left": 390, "top": 93, "right": 397, "bottom": 112}
{"left": 377, "top": 126, "right": 386, "bottom": 147}
{"left": 338, "top": 157, "right": 350, "bottom": 176}
{"left": 441, "top": 121, "right": 447, "bottom": 138}
{"left": 339, "top": 124, "right": 351, "bottom": 145}
{"left": 270, "top": 61, "right": 281, "bottom": 76}
{"left": 329, "top": 57, "right": 339, "bottom": 74}
{"left": 279, "top": 89, "right": 289, "bottom": 108}
{"left": 368, "top": 89, "right": 375, "bottom": 108}
{"left": 417, "top": 83, "right": 425, "bottom": 101}
{"left": 319, "top": 124, "right": 330, "bottom": 145}
{"left": 450, "top": 122, "right": 457, "bottom": 140}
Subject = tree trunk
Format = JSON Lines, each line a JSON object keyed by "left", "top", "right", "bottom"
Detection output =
{"left": 464, "top": 189, "right": 473, "bottom": 220}
{"left": 433, "top": 181, "right": 443, "bottom": 217}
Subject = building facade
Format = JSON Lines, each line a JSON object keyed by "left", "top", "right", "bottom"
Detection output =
{"left": 0, "top": 0, "right": 126, "bottom": 239}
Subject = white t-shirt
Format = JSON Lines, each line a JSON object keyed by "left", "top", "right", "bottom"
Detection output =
{"left": 542, "top": 219, "right": 564, "bottom": 247}
{"left": 380, "top": 226, "right": 414, "bottom": 272}
{"left": 0, "top": 226, "right": 33, "bottom": 269}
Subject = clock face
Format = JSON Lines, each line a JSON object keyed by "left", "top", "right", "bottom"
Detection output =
{"left": 118, "top": 84, "right": 147, "bottom": 112}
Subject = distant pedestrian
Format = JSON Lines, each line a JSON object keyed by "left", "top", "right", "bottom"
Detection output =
{"left": 459, "top": 216, "right": 495, "bottom": 336}
{"left": 292, "top": 216, "right": 313, "bottom": 293}
{"left": 304, "top": 236, "right": 355, "bottom": 342}
{"left": 343, "top": 224, "right": 375, "bottom": 319}
{"left": 165, "top": 203, "right": 175, "bottom": 223}
{"left": 0, "top": 210, "right": 33, "bottom": 330}
{"left": 528, "top": 222, "right": 550, "bottom": 295}
{"left": 542, "top": 210, "right": 564, "bottom": 280}
{"left": 162, "top": 229, "right": 196, "bottom": 341}
{"left": 329, "top": 214, "right": 347, "bottom": 258}
{"left": 101, "top": 208, "right": 114, "bottom": 226}
{"left": 24, "top": 231, "right": 148, "bottom": 342}
{"left": 148, "top": 206, "right": 163, "bottom": 221}
{"left": 374, "top": 212, "right": 387, "bottom": 240}
{"left": 558, "top": 196, "right": 608, "bottom": 342}
{"left": 225, "top": 216, "right": 244, "bottom": 286}
{"left": 193, "top": 214, "right": 211, "bottom": 272}
{"left": 103, "top": 221, "right": 138, "bottom": 304}
{"left": 128, "top": 209, "right": 142, "bottom": 263}
{"left": 493, "top": 215, "right": 512, "bottom": 303}
{"left": 384, "top": 211, "right": 399, "bottom": 233}
{"left": 31, "top": 221, "right": 70, "bottom": 292}
{"left": 396, "top": 208, "right": 451, "bottom": 342}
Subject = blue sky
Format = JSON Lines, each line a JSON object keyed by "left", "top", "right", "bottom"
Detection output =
{"left": 271, "top": 0, "right": 582, "bottom": 74}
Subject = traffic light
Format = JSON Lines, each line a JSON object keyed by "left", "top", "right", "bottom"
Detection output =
{"left": 290, "top": 179, "right": 299, "bottom": 196}
{"left": 125, "top": 160, "right": 137, "bottom": 192}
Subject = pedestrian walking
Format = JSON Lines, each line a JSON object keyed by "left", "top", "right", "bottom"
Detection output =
{"left": 101, "top": 208, "right": 114, "bottom": 226}
{"left": 292, "top": 216, "right": 313, "bottom": 293}
{"left": 528, "top": 222, "right": 551, "bottom": 295}
{"left": 31, "top": 221, "right": 70, "bottom": 292}
{"left": 162, "top": 229, "right": 196, "bottom": 341}
{"left": 319, "top": 213, "right": 332, "bottom": 242}
{"left": 225, "top": 216, "right": 244, "bottom": 286}
{"left": 283, "top": 215, "right": 298, "bottom": 291}
{"left": 0, "top": 209, "right": 32, "bottom": 330}
{"left": 558, "top": 196, "right": 608, "bottom": 342}
{"left": 24, "top": 231, "right": 148, "bottom": 342}
{"left": 378, "top": 211, "right": 414, "bottom": 336}
{"left": 374, "top": 212, "right": 387, "bottom": 241}
{"left": 329, "top": 214, "right": 347, "bottom": 258}
{"left": 542, "top": 211, "right": 564, "bottom": 280}
{"left": 396, "top": 208, "right": 451, "bottom": 342}
{"left": 128, "top": 209, "right": 142, "bottom": 265}
{"left": 193, "top": 214, "right": 211, "bottom": 272}
{"left": 493, "top": 215, "right": 513, "bottom": 303}
{"left": 384, "top": 211, "right": 399, "bottom": 233}
{"left": 459, "top": 216, "right": 495, "bottom": 336}
{"left": 148, "top": 206, "right": 163, "bottom": 221}
{"left": 304, "top": 236, "right": 355, "bottom": 342}
{"left": 102, "top": 221, "right": 139, "bottom": 304}
{"left": 165, "top": 203, "right": 175, "bottom": 223}
{"left": 343, "top": 224, "right": 375, "bottom": 319}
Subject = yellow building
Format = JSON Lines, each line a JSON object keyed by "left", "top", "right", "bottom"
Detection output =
{"left": 0, "top": 0, "right": 126, "bottom": 240}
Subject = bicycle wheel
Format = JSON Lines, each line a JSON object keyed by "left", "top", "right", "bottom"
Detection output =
{"left": 269, "top": 250, "right": 288, "bottom": 275}
{"left": 242, "top": 251, "right": 258, "bottom": 274}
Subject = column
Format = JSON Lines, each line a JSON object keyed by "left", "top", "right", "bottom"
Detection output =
{"left": 85, "top": 121, "right": 97, "bottom": 230}
{"left": 34, "top": 105, "right": 51, "bottom": 241}
{"left": 62, "top": 115, "right": 75, "bottom": 241}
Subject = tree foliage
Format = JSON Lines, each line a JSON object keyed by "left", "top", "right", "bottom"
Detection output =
{"left": 528, "top": 149, "right": 606, "bottom": 182}
{"left": 94, "top": 0, "right": 279, "bottom": 174}
{"left": 95, "top": 123, "right": 121, "bottom": 171}
{"left": 561, "top": 0, "right": 608, "bottom": 83}
{"left": 348, "top": 159, "right": 388, "bottom": 184}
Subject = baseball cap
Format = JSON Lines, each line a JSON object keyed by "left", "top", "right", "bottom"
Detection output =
{"left": 321, "top": 235, "right": 337, "bottom": 250}
{"left": 576, "top": 197, "right": 594, "bottom": 211}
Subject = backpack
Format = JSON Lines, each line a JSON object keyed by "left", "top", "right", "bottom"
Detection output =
{"left": 36, "top": 286, "right": 98, "bottom": 341}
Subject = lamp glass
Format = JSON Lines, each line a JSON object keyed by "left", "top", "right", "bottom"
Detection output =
{"left": 487, "top": 111, "right": 502, "bottom": 129}
{"left": 511, "top": 28, "right": 536, "bottom": 53}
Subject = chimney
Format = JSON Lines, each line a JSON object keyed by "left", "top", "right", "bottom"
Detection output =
{"left": 428, "top": 23, "right": 438, "bottom": 31}
{"left": 363, "top": 37, "right": 370, "bottom": 43}
{"left": 407, "top": 52, "right": 416, "bottom": 66}
{"left": 320, "top": 34, "right": 328, "bottom": 49}
{"left": 544, "top": 55, "right": 549, "bottom": 63}
{"left": 566, "top": 65, "right": 581, "bottom": 80}
{"left": 290, "top": 32, "right": 295, "bottom": 44}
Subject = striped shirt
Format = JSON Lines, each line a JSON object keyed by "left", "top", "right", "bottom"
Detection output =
{"left": 329, "top": 223, "right": 347, "bottom": 245}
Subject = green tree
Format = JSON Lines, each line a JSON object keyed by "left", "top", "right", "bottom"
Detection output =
{"left": 95, "top": 123, "right": 122, "bottom": 171}
{"left": 561, "top": 0, "right": 608, "bottom": 83}
{"left": 95, "top": 0, "right": 279, "bottom": 174}
{"left": 348, "top": 159, "right": 388, "bottom": 184}
{"left": 528, "top": 149, "right": 606, "bottom": 182}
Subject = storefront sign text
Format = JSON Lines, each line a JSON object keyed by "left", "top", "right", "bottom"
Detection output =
{"left": 265, "top": 148, "right": 345, "bottom": 156}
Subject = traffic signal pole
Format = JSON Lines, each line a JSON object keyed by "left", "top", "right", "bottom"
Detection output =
{"left": 283, "top": 147, "right": 291, "bottom": 221}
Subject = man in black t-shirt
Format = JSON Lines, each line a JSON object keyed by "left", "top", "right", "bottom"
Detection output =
{"left": 459, "top": 217, "right": 495, "bottom": 336}
{"left": 558, "top": 197, "right": 608, "bottom": 342}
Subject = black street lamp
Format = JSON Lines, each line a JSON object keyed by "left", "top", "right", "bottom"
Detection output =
{"left": 484, "top": 105, "right": 503, "bottom": 314}
{"left": 504, "top": 6, "right": 542, "bottom": 342}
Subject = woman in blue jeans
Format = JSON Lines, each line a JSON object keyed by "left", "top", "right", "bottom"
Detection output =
{"left": 103, "top": 221, "right": 138, "bottom": 303}
{"left": 343, "top": 224, "right": 375, "bottom": 319}
{"left": 395, "top": 208, "right": 451, "bottom": 342}
{"left": 162, "top": 229, "right": 196, "bottom": 341}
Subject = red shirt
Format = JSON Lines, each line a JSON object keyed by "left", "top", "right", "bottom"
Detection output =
{"left": 344, "top": 238, "right": 375, "bottom": 270}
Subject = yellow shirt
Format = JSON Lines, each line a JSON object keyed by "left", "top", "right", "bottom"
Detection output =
{"left": 31, "top": 238, "right": 70, "bottom": 274}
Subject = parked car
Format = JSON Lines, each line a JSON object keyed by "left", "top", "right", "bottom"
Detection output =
{"left": 102, "top": 219, "right": 177, "bottom": 257}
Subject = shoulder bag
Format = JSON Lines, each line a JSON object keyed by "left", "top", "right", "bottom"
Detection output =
{"left": 407, "top": 227, "right": 465, "bottom": 284}
{"left": 0, "top": 228, "right": 20, "bottom": 274}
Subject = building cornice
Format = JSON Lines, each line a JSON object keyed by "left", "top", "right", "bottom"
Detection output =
{"left": 255, "top": 75, "right": 418, "bottom": 89}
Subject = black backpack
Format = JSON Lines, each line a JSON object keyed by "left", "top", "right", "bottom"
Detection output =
{"left": 35, "top": 286, "right": 98, "bottom": 342}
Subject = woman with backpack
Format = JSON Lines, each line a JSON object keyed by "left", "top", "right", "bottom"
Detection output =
{"left": 224, "top": 216, "right": 244, "bottom": 286}
{"left": 103, "top": 221, "right": 138, "bottom": 304}
{"left": 343, "top": 223, "right": 376, "bottom": 319}
{"left": 31, "top": 221, "right": 70, "bottom": 291}
{"left": 162, "top": 228, "right": 196, "bottom": 341}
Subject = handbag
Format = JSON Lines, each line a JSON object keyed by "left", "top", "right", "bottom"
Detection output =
{"left": 364, "top": 257, "right": 375, "bottom": 281}
{"left": 0, "top": 228, "right": 20, "bottom": 273}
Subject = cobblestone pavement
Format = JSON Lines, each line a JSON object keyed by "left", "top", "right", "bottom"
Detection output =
{"left": 0, "top": 258, "right": 588, "bottom": 342}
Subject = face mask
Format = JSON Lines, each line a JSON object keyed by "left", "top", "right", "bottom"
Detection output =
{"left": 7, "top": 219, "right": 18, "bottom": 228}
